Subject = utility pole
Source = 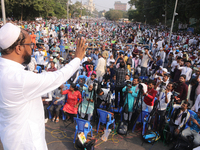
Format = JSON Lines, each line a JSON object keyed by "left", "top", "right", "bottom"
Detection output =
{"left": 169, "top": 0, "right": 178, "bottom": 45}
{"left": 81, "top": 0, "right": 82, "bottom": 17}
{"left": 67, "top": 0, "right": 69, "bottom": 20}
{"left": 1, "top": 0, "right": 6, "bottom": 24}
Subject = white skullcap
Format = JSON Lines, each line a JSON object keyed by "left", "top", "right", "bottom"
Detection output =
{"left": 162, "top": 68, "right": 168, "bottom": 73}
{"left": 0, "top": 23, "right": 21, "bottom": 49}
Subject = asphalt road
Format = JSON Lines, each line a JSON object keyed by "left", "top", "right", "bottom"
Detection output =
{"left": 0, "top": 119, "right": 171, "bottom": 150}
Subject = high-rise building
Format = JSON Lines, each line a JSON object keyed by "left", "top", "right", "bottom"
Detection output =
{"left": 114, "top": 1, "right": 127, "bottom": 11}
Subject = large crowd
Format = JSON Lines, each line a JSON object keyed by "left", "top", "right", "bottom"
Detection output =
{"left": 3, "top": 18, "right": 200, "bottom": 149}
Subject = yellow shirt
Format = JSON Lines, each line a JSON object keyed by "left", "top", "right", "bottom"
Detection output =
{"left": 124, "top": 56, "right": 128, "bottom": 62}
{"left": 42, "top": 47, "right": 47, "bottom": 57}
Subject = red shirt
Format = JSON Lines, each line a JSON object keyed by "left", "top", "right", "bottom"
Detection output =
{"left": 30, "top": 34, "right": 36, "bottom": 44}
{"left": 143, "top": 88, "right": 157, "bottom": 106}
{"left": 47, "top": 67, "right": 57, "bottom": 72}
{"left": 132, "top": 48, "right": 139, "bottom": 58}
{"left": 62, "top": 90, "right": 82, "bottom": 114}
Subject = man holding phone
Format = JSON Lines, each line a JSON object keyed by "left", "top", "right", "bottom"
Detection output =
{"left": 141, "top": 48, "right": 152, "bottom": 76}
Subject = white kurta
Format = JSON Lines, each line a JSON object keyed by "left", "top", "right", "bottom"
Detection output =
{"left": 34, "top": 51, "right": 45, "bottom": 65}
{"left": 96, "top": 57, "right": 106, "bottom": 76}
{"left": 0, "top": 57, "right": 80, "bottom": 150}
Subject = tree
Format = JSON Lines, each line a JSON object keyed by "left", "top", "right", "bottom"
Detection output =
{"left": 128, "top": 0, "right": 137, "bottom": 9}
{"left": 128, "top": 0, "right": 200, "bottom": 26}
{"left": 0, "top": 0, "right": 101, "bottom": 20}
{"left": 105, "top": 10, "right": 123, "bottom": 21}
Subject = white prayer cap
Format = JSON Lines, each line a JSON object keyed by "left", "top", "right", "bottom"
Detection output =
{"left": 59, "top": 57, "right": 64, "bottom": 61}
{"left": 162, "top": 68, "right": 168, "bottom": 73}
{"left": 0, "top": 23, "right": 21, "bottom": 49}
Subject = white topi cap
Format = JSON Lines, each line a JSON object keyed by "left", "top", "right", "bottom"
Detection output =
{"left": 0, "top": 23, "right": 21, "bottom": 49}
{"left": 162, "top": 68, "right": 168, "bottom": 73}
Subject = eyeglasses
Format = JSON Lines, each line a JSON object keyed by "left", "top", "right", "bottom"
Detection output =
{"left": 21, "top": 43, "right": 35, "bottom": 49}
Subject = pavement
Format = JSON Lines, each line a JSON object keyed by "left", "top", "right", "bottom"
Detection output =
{"left": 0, "top": 119, "right": 171, "bottom": 150}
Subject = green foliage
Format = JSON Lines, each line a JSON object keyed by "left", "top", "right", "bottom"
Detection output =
{"left": 128, "top": 0, "right": 200, "bottom": 25}
{"left": 128, "top": 0, "right": 137, "bottom": 7}
{"left": 105, "top": 10, "right": 126, "bottom": 21}
{"left": 0, "top": 0, "right": 92, "bottom": 20}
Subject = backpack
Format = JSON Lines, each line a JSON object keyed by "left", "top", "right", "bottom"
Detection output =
{"left": 142, "top": 130, "right": 160, "bottom": 144}
{"left": 117, "top": 121, "right": 128, "bottom": 135}
{"left": 127, "top": 57, "right": 132, "bottom": 65}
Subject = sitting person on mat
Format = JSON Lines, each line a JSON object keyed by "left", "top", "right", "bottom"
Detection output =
{"left": 62, "top": 83, "right": 82, "bottom": 122}
{"left": 49, "top": 85, "right": 65, "bottom": 123}
{"left": 122, "top": 77, "right": 139, "bottom": 122}
{"left": 78, "top": 84, "right": 94, "bottom": 121}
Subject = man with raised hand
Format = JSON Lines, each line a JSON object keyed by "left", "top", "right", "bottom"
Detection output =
{"left": 0, "top": 23, "right": 87, "bottom": 150}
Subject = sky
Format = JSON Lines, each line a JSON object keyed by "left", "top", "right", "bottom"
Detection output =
{"left": 72, "top": 0, "right": 131, "bottom": 11}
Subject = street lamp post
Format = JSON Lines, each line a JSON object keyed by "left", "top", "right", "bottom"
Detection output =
{"left": 1, "top": 0, "right": 6, "bottom": 24}
{"left": 168, "top": 0, "right": 178, "bottom": 45}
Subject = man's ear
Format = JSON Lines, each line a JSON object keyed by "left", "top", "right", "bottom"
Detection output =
{"left": 15, "top": 45, "right": 22, "bottom": 55}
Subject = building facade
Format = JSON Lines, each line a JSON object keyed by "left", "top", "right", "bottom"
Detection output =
{"left": 114, "top": 1, "right": 127, "bottom": 11}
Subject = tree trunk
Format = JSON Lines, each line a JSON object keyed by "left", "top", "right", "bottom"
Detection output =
{"left": 21, "top": 5, "right": 23, "bottom": 21}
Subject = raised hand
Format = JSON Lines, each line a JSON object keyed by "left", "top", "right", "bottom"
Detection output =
{"left": 75, "top": 37, "right": 88, "bottom": 60}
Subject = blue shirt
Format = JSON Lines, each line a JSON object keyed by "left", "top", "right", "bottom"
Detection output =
{"left": 156, "top": 59, "right": 163, "bottom": 67}
{"left": 92, "top": 54, "right": 98, "bottom": 66}
{"left": 190, "top": 114, "right": 200, "bottom": 133}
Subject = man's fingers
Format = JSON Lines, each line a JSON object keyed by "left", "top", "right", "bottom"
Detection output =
{"left": 82, "top": 42, "right": 88, "bottom": 52}
{"left": 80, "top": 37, "right": 84, "bottom": 47}
{"left": 77, "top": 38, "right": 80, "bottom": 47}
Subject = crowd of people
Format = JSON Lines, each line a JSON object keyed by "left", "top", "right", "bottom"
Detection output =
{"left": 3, "top": 18, "right": 200, "bottom": 149}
